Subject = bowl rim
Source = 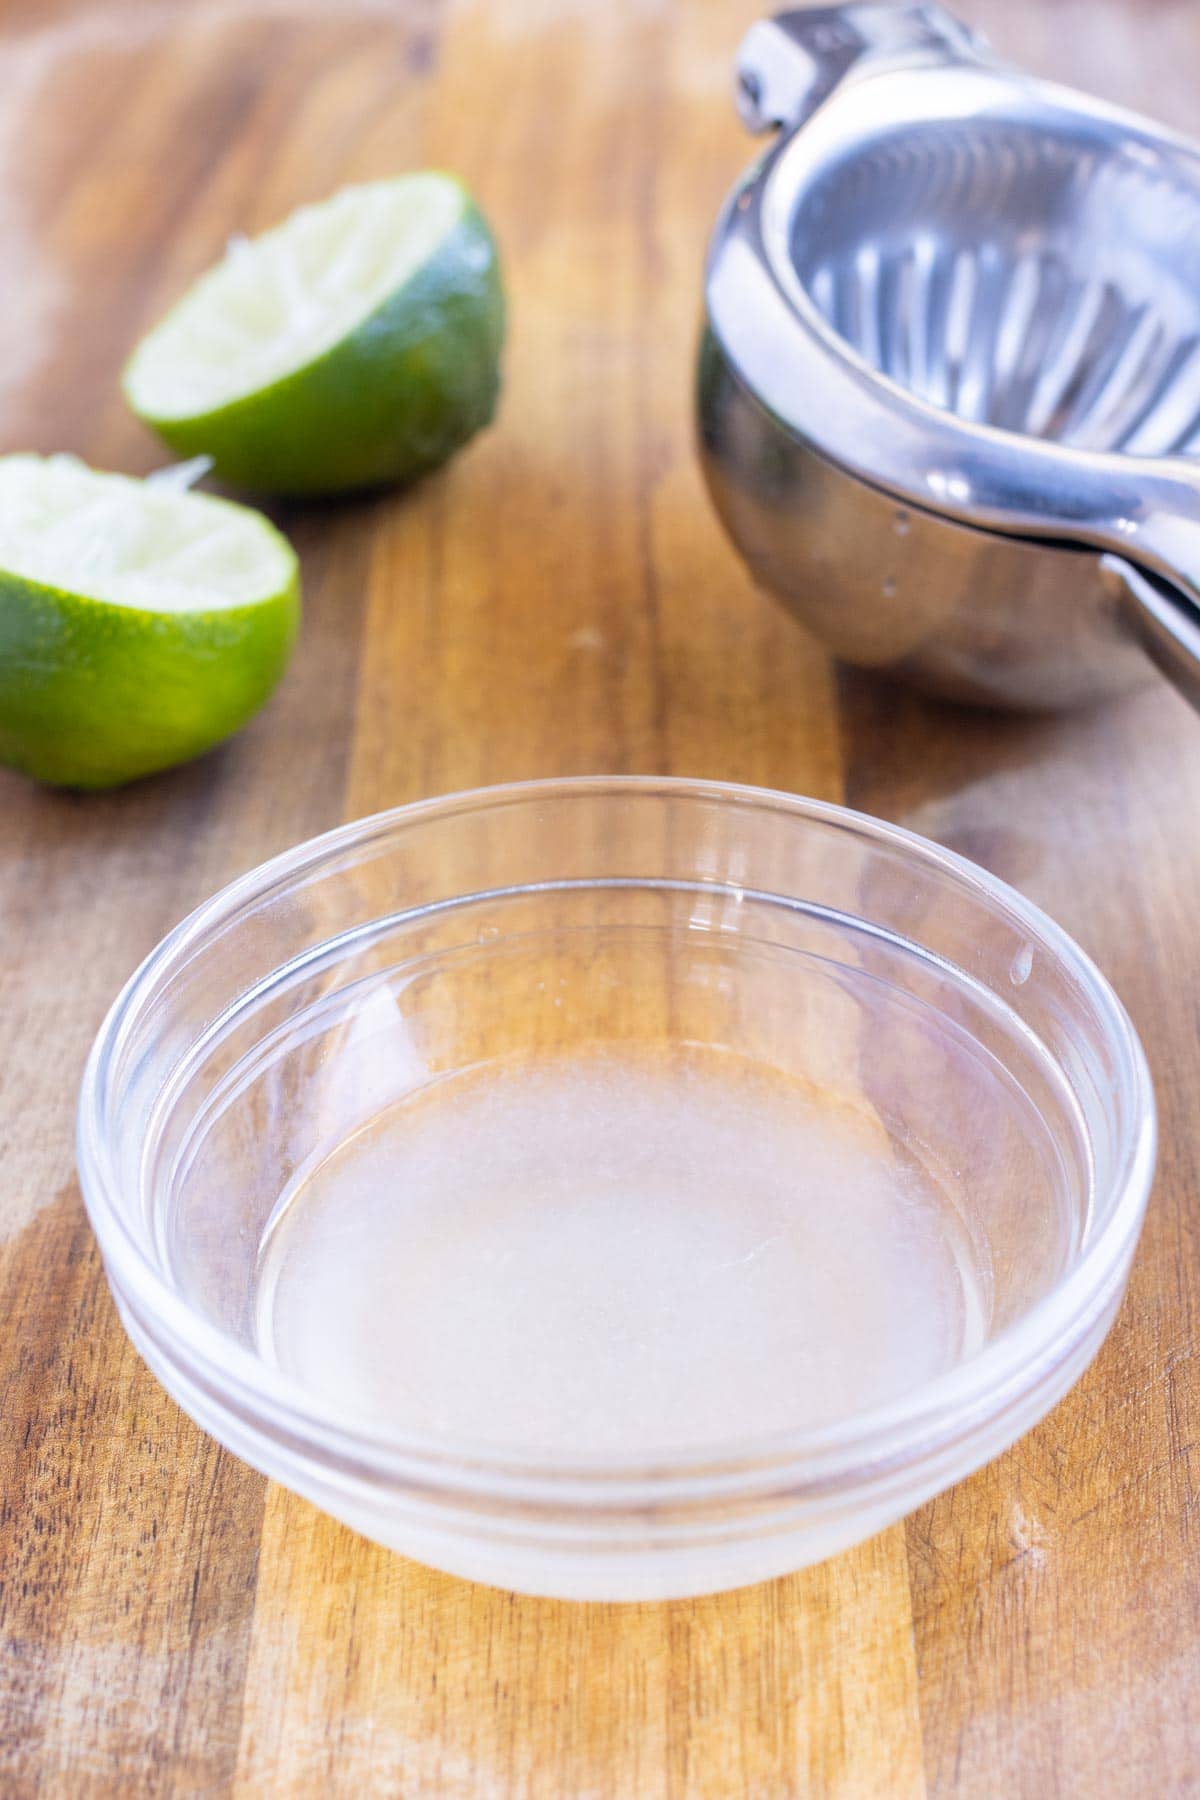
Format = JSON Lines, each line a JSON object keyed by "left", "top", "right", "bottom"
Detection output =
{"left": 76, "top": 774, "right": 1157, "bottom": 1502}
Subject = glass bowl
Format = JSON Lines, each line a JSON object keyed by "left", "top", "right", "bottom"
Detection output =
{"left": 77, "top": 777, "right": 1155, "bottom": 1601}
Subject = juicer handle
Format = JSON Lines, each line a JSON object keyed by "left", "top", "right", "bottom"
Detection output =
{"left": 735, "top": 3, "right": 989, "bottom": 132}
{"left": 1105, "top": 553, "right": 1200, "bottom": 715}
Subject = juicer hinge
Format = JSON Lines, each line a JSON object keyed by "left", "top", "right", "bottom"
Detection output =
{"left": 735, "top": 3, "right": 988, "bottom": 134}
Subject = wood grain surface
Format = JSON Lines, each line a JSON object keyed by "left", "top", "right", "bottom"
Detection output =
{"left": 1, "top": 0, "right": 1198, "bottom": 1792}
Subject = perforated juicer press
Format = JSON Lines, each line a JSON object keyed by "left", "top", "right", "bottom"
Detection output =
{"left": 700, "top": 2, "right": 1200, "bottom": 709}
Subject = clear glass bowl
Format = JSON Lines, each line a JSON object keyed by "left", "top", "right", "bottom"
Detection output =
{"left": 77, "top": 778, "right": 1155, "bottom": 1601}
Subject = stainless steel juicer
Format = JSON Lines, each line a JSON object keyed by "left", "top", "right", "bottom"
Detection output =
{"left": 699, "top": 2, "right": 1200, "bottom": 709}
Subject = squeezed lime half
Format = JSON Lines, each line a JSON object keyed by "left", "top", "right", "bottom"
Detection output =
{"left": 0, "top": 454, "right": 300, "bottom": 789}
{"left": 122, "top": 173, "right": 505, "bottom": 496}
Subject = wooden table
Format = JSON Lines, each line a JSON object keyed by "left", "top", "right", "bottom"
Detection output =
{"left": 2, "top": 0, "right": 1199, "bottom": 1791}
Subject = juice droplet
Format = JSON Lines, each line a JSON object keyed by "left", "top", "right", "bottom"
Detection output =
{"left": 1010, "top": 943, "right": 1034, "bottom": 985}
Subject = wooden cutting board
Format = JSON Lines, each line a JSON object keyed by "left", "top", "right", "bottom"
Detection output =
{"left": 1, "top": 0, "right": 1198, "bottom": 1791}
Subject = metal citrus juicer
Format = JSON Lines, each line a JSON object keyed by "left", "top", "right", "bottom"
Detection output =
{"left": 699, "top": 2, "right": 1200, "bottom": 709}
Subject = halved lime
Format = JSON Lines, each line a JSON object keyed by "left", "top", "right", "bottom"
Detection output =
{"left": 0, "top": 454, "right": 300, "bottom": 789}
{"left": 122, "top": 173, "right": 505, "bottom": 497}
